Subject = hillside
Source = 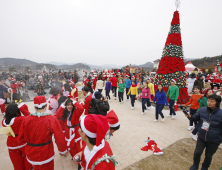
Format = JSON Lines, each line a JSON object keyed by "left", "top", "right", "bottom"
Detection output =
{"left": 67, "top": 63, "right": 90, "bottom": 70}
{"left": 186, "top": 55, "right": 222, "bottom": 69}
{"left": 138, "top": 62, "right": 154, "bottom": 68}
{"left": 0, "top": 58, "right": 38, "bottom": 66}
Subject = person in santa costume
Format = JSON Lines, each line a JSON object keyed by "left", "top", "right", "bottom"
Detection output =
{"left": 70, "top": 82, "right": 79, "bottom": 102}
{"left": 18, "top": 96, "right": 67, "bottom": 170}
{"left": 83, "top": 75, "right": 89, "bottom": 87}
{"left": 10, "top": 78, "right": 21, "bottom": 102}
{"left": 55, "top": 96, "right": 68, "bottom": 134}
{"left": 2, "top": 103, "right": 32, "bottom": 170}
{"left": 106, "top": 110, "right": 120, "bottom": 137}
{"left": 74, "top": 114, "right": 117, "bottom": 170}
{"left": 82, "top": 86, "right": 92, "bottom": 115}
{"left": 56, "top": 98, "right": 84, "bottom": 159}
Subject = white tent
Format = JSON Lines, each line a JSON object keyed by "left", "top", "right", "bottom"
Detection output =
{"left": 185, "top": 61, "right": 201, "bottom": 73}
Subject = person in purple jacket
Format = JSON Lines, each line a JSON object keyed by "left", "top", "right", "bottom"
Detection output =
{"left": 153, "top": 84, "right": 168, "bottom": 122}
{"left": 105, "top": 77, "right": 112, "bottom": 101}
{"left": 140, "top": 82, "right": 151, "bottom": 115}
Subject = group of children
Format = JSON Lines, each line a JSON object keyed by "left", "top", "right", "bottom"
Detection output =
{"left": 1, "top": 76, "right": 122, "bottom": 170}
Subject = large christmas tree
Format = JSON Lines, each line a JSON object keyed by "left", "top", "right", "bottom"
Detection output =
{"left": 153, "top": 11, "right": 189, "bottom": 104}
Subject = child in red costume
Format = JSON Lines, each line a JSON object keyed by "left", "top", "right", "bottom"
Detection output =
{"left": 82, "top": 87, "right": 92, "bottom": 115}
{"left": 56, "top": 98, "right": 84, "bottom": 157}
{"left": 74, "top": 114, "right": 117, "bottom": 170}
{"left": 18, "top": 96, "right": 67, "bottom": 170}
{"left": 2, "top": 103, "right": 32, "bottom": 170}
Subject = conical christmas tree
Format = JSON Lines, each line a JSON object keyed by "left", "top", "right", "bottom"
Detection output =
{"left": 153, "top": 11, "right": 189, "bottom": 104}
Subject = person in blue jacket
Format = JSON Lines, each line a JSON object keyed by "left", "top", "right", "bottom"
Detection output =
{"left": 184, "top": 94, "right": 222, "bottom": 170}
{"left": 153, "top": 84, "right": 168, "bottom": 122}
{"left": 125, "top": 75, "right": 131, "bottom": 101}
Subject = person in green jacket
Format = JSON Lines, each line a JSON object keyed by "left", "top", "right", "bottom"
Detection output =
{"left": 166, "top": 79, "right": 179, "bottom": 119}
{"left": 190, "top": 89, "right": 213, "bottom": 141}
{"left": 118, "top": 78, "right": 126, "bottom": 103}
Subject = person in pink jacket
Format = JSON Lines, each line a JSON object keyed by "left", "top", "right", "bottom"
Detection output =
{"left": 140, "top": 82, "right": 151, "bottom": 115}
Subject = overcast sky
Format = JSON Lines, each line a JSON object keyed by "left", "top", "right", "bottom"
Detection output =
{"left": 0, "top": 0, "right": 222, "bottom": 66}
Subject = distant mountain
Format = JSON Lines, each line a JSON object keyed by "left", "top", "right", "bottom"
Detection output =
{"left": 47, "top": 62, "right": 75, "bottom": 66}
{"left": 83, "top": 63, "right": 122, "bottom": 70}
{"left": 67, "top": 63, "right": 90, "bottom": 70}
{"left": 184, "top": 58, "right": 198, "bottom": 62}
{"left": 0, "top": 58, "right": 38, "bottom": 66}
{"left": 138, "top": 62, "right": 154, "bottom": 68}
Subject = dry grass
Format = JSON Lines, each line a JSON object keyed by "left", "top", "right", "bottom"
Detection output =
{"left": 124, "top": 138, "right": 222, "bottom": 170}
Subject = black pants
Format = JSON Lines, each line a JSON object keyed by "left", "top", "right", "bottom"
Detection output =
{"left": 112, "top": 86, "right": 117, "bottom": 97}
{"left": 118, "top": 91, "right": 124, "bottom": 102}
{"left": 106, "top": 90, "right": 110, "bottom": 99}
{"left": 155, "top": 103, "right": 165, "bottom": 119}
{"left": 192, "top": 137, "right": 219, "bottom": 169}
{"left": 190, "top": 108, "right": 197, "bottom": 126}
{"left": 131, "top": 95, "right": 136, "bottom": 107}
{"left": 98, "top": 89, "right": 103, "bottom": 93}
{"left": 126, "top": 88, "right": 130, "bottom": 99}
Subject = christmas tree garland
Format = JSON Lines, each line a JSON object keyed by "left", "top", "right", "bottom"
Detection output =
{"left": 89, "top": 154, "right": 118, "bottom": 170}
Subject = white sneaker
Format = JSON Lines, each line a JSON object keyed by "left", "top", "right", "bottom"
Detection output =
{"left": 115, "top": 97, "right": 116, "bottom": 100}
{"left": 151, "top": 106, "right": 155, "bottom": 108}
{"left": 167, "top": 115, "right": 172, "bottom": 118}
{"left": 190, "top": 133, "right": 197, "bottom": 141}
{"left": 145, "top": 109, "right": 147, "bottom": 113}
{"left": 154, "top": 119, "right": 158, "bottom": 122}
{"left": 109, "top": 99, "right": 111, "bottom": 102}
{"left": 142, "top": 112, "right": 144, "bottom": 115}
{"left": 147, "top": 107, "right": 151, "bottom": 110}
{"left": 126, "top": 99, "right": 129, "bottom": 102}
{"left": 172, "top": 115, "right": 176, "bottom": 119}
{"left": 112, "top": 93, "right": 114, "bottom": 96}
{"left": 119, "top": 102, "right": 121, "bottom": 104}
{"left": 131, "top": 107, "right": 134, "bottom": 110}
{"left": 188, "top": 126, "right": 194, "bottom": 131}
{"left": 162, "top": 118, "right": 165, "bottom": 122}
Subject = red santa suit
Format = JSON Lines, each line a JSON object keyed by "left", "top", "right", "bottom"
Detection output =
{"left": 79, "top": 115, "right": 116, "bottom": 170}
{"left": 56, "top": 101, "right": 84, "bottom": 157}
{"left": 18, "top": 96, "right": 67, "bottom": 170}
{"left": 72, "top": 85, "right": 79, "bottom": 101}
{"left": 2, "top": 103, "right": 32, "bottom": 170}
{"left": 83, "top": 78, "right": 89, "bottom": 87}
{"left": 82, "top": 92, "right": 92, "bottom": 115}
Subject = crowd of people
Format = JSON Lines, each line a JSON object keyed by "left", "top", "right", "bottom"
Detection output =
{"left": 0, "top": 68, "right": 222, "bottom": 170}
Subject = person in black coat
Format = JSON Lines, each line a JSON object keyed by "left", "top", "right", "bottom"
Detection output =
{"left": 88, "top": 92, "right": 110, "bottom": 116}
{"left": 193, "top": 75, "right": 204, "bottom": 91}
{"left": 184, "top": 95, "right": 222, "bottom": 170}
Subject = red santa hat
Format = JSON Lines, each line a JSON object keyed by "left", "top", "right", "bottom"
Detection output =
{"left": 106, "top": 110, "right": 119, "bottom": 128}
{"left": 126, "top": 75, "right": 129, "bottom": 77}
{"left": 80, "top": 114, "right": 109, "bottom": 146}
{"left": 118, "top": 70, "right": 120, "bottom": 73}
{"left": 11, "top": 77, "right": 15, "bottom": 81}
{"left": 108, "top": 70, "right": 110, "bottom": 73}
{"left": 34, "top": 96, "right": 47, "bottom": 108}
{"left": 171, "top": 79, "right": 177, "bottom": 83}
{"left": 103, "top": 71, "right": 105, "bottom": 74}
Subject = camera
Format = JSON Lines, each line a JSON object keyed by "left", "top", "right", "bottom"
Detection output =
{"left": 180, "top": 106, "right": 189, "bottom": 115}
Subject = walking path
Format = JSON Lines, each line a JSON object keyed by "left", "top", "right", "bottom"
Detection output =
{"left": 0, "top": 91, "right": 221, "bottom": 170}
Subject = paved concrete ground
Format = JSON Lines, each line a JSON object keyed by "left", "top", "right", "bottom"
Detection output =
{"left": 0, "top": 90, "right": 221, "bottom": 170}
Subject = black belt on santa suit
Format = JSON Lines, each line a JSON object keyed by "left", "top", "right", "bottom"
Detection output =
{"left": 27, "top": 140, "right": 52, "bottom": 147}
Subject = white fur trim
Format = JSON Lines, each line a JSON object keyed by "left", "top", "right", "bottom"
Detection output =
{"left": 34, "top": 102, "right": 47, "bottom": 108}
{"left": 27, "top": 154, "right": 55, "bottom": 165}
{"left": 3, "top": 118, "right": 15, "bottom": 126}
{"left": 73, "top": 101, "right": 77, "bottom": 105}
{"left": 80, "top": 116, "right": 97, "bottom": 138}
{"left": 58, "top": 149, "right": 67, "bottom": 155}
{"left": 171, "top": 79, "right": 176, "bottom": 83}
{"left": 154, "top": 152, "right": 163, "bottom": 155}
{"left": 61, "top": 104, "right": 65, "bottom": 109}
{"left": 75, "top": 137, "right": 81, "bottom": 143}
{"left": 109, "top": 122, "right": 120, "bottom": 128}
{"left": 84, "top": 139, "right": 105, "bottom": 170}
{"left": 8, "top": 143, "right": 26, "bottom": 150}
{"left": 18, "top": 103, "right": 25, "bottom": 109}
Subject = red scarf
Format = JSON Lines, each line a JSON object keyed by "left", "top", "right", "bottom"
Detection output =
{"left": 132, "top": 84, "right": 137, "bottom": 87}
